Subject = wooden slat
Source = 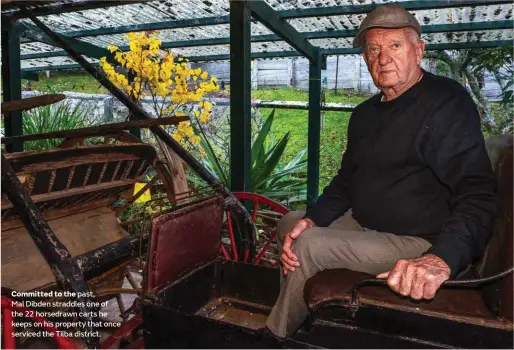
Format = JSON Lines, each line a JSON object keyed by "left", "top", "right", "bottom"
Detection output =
{"left": 2, "top": 196, "right": 120, "bottom": 231}
{"left": 5, "top": 144, "right": 156, "bottom": 174}
{"left": 47, "top": 169, "right": 56, "bottom": 193}
{"left": 1, "top": 116, "right": 188, "bottom": 145}
{"left": 65, "top": 166, "right": 75, "bottom": 190}
{"left": 1, "top": 179, "right": 136, "bottom": 210}
{"left": 1, "top": 94, "right": 65, "bottom": 115}
{"left": 82, "top": 164, "right": 93, "bottom": 187}
{"left": 97, "top": 162, "right": 108, "bottom": 184}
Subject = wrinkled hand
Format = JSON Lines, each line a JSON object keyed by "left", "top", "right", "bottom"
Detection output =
{"left": 377, "top": 254, "right": 451, "bottom": 300}
{"left": 281, "top": 218, "right": 316, "bottom": 275}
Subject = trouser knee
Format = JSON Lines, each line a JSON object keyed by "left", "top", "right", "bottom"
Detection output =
{"left": 277, "top": 211, "right": 305, "bottom": 244}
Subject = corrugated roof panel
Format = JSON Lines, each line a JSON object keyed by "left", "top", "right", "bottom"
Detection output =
{"left": 168, "top": 40, "right": 294, "bottom": 57}
{"left": 18, "top": 0, "right": 232, "bottom": 34}
{"left": 77, "top": 22, "right": 274, "bottom": 49}
{"left": 21, "top": 56, "right": 98, "bottom": 69}
{"left": 20, "top": 42, "right": 63, "bottom": 55}
{"left": 288, "top": 4, "right": 513, "bottom": 33}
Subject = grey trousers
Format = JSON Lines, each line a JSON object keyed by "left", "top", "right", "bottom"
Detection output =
{"left": 265, "top": 210, "right": 432, "bottom": 338}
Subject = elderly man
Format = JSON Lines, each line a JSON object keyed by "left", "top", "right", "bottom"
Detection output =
{"left": 265, "top": 4, "right": 497, "bottom": 338}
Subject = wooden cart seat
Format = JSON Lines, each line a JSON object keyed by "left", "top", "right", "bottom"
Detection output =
{"left": 1, "top": 143, "right": 157, "bottom": 292}
{"left": 304, "top": 135, "right": 513, "bottom": 327}
{"left": 2, "top": 143, "right": 156, "bottom": 226}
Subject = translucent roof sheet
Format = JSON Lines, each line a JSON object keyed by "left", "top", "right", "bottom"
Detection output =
{"left": 3, "top": 0, "right": 512, "bottom": 70}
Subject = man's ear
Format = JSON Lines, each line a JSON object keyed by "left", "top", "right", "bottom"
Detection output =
{"left": 416, "top": 40, "right": 425, "bottom": 65}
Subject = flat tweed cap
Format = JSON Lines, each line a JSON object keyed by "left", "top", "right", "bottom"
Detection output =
{"left": 353, "top": 4, "right": 421, "bottom": 48}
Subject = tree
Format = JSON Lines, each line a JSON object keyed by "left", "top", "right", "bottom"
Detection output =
{"left": 425, "top": 46, "right": 513, "bottom": 136}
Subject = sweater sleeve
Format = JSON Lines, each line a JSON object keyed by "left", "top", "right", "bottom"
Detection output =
{"left": 423, "top": 88, "right": 497, "bottom": 277}
{"left": 303, "top": 113, "right": 357, "bottom": 227}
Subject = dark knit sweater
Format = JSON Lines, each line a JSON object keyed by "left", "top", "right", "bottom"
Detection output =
{"left": 304, "top": 71, "right": 497, "bottom": 277}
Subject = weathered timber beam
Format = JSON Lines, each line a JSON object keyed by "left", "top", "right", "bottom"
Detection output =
{"left": 1, "top": 153, "right": 97, "bottom": 347}
{"left": 75, "top": 234, "right": 146, "bottom": 277}
{"left": 1, "top": 93, "right": 65, "bottom": 114}
{"left": 1, "top": 116, "right": 189, "bottom": 145}
{"left": 247, "top": 0, "right": 316, "bottom": 60}
{"left": 19, "top": 4, "right": 256, "bottom": 244}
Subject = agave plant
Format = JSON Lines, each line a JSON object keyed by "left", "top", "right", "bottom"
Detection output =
{"left": 22, "top": 99, "right": 98, "bottom": 152}
{"left": 188, "top": 109, "right": 307, "bottom": 202}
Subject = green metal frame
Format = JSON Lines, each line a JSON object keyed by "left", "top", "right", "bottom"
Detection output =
{"left": 247, "top": 0, "right": 316, "bottom": 60}
{"left": 2, "top": 21, "right": 24, "bottom": 152}
{"left": 307, "top": 49, "right": 322, "bottom": 203}
{"left": 229, "top": 0, "right": 252, "bottom": 192}
{"left": 21, "top": 70, "right": 39, "bottom": 81}
{"left": 19, "top": 22, "right": 112, "bottom": 61}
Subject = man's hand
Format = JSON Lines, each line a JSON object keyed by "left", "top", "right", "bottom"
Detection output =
{"left": 377, "top": 254, "right": 451, "bottom": 300}
{"left": 281, "top": 218, "right": 316, "bottom": 275}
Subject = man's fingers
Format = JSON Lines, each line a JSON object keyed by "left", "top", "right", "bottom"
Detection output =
{"left": 282, "top": 238, "right": 298, "bottom": 262}
{"left": 399, "top": 264, "right": 415, "bottom": 296}
{"left": 387, "top": 260, "right": 408, "bottom": 292}
{"left": 282, "top": 259, "right": 295, "bottom": 273}
{"left": 410, "top": 268, "right": 425, "bottom": 300}
{"left": 281, "top": 248, "right": 299, "bottom": 267}
{"left": 376, "top": 271, "right": 390, "bottom": 279}
{"left": 289, "top": 226, "right": 302, "bottom": 239}
{"left": 423, "top": 274, "right": 442, "bottom": 299}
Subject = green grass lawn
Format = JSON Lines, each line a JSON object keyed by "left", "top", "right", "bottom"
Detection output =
{"left": 252, "top": 87, "right": 369, "bottom": 191}
{"left": 23, "top": 71, "right": 108, "bottom": 94}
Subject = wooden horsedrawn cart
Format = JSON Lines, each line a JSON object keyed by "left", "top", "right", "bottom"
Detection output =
{"left": 2, "top": 3, "right": 513, "bottom": 349}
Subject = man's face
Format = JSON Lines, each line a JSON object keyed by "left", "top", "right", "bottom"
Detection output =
{"left": 363, "top": 28, "right": 424, "bottom": 90}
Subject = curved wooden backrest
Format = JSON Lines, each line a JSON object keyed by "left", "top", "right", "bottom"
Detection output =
{"left": 1, "top": 143, "right": 157, "bottom": 230}
{"left": 478, "top": 137, "right": 513, "bottom": 321}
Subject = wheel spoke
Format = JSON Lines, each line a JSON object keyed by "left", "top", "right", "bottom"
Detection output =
{"left": 222, "top": 192, "right": 290, "bottom": 267}
{"left": 244, "top": 247, "right": 250, "bottom": 263}
{"left": 226, "top": 211, "right": 238, "bottom": 261}
{"left": 251, "top": 200, "right": 259, "bottom": 222}
{"left": 253, "top": 231, "right": 277, "bottom": 265}
{"left": 220, "top": 245, "right": 231, "bottom": 260}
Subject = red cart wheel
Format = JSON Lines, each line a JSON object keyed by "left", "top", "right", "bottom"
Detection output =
{"left": 221, "top": 192, "right": 289, "bottom": 267}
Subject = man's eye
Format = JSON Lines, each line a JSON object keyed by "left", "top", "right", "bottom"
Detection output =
{"left": 369, "top": 47, "right": 379, "bottom": 53}
{"left": 392, "top": 43, "right": 401, "bottom": 49}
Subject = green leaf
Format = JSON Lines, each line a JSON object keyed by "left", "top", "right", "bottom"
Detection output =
{"left": 253, "top": 132, "right": 290, "bottom": 189}
{"left": 191, "top": 121, "right": 229, "bottom": 185}
{"left": 252, "top": 109, "right": 275, "bottom": 168}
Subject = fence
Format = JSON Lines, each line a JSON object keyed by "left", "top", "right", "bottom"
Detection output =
{"left": 191, "top": 55, "right": 504, "bottom": 100}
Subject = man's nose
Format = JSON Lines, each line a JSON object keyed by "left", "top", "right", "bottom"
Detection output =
{"left": 378, "top": 48, "right": 392, "bottom": 65}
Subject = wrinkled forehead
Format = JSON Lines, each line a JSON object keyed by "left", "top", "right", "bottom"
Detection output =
{"left": 365, "top": 28, "right": 408, "bottom": 45}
